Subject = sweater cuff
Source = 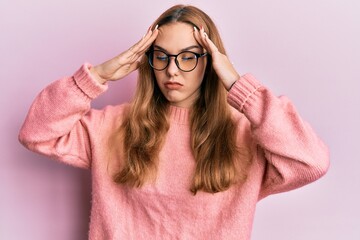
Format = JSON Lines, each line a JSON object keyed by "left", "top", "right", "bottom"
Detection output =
{"left": 227, "top": 73, "right": 262, "bottom": 112}
{"left": 73, "top": 63, "right": 108, "bottom": 99}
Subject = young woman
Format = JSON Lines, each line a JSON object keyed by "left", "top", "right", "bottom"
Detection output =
{"left": 19, "top": 4, "right": 330, "bottom": 240}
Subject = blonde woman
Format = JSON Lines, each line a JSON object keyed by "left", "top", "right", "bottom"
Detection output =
{"left": 19, "top": 4, "right": 330, "bottom": 240}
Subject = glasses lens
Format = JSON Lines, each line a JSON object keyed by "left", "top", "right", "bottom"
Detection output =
{"left": 177, "top": 51, "right": 198, "bottom": 71}
{"left": 151, "top": 50, "right": 168, "bottom": 70}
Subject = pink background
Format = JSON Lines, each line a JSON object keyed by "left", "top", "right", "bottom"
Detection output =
{"left": 1, "top": 0, "right": 359, "bottom": 239}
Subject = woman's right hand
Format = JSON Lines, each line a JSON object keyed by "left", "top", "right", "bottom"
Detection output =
{"left": 90, "top": 26, "right": 158, "bottom": 84}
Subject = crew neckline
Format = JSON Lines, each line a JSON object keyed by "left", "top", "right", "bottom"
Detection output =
{"left": 168, "top": 105, "right": 190, "bottom": 125}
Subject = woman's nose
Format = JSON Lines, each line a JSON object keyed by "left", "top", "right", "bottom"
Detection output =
{"left": 166, "top": 57, "right": 180, "bottom": 76}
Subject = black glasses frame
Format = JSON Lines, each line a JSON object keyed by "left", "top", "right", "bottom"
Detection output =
{"left": 146, "top": 50, "right": 208, "bottom": 72}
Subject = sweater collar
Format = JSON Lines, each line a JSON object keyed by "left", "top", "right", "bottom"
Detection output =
{"left": 169, "top": 105, "right": 190, "bottom": 125}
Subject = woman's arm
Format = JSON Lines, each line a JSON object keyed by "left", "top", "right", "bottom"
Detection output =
{"left": 18, "top": 27, "right": 159, "bottom": 168}
{"left": 227, "top": 74, "right": 330, "bottom": 199}
{"left": 194, "top": 27, "right": 329, "bottom": 199}
{"left": 18, "top": 64, "right": 108, "bottom": 168}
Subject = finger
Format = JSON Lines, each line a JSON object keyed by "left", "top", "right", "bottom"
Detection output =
{"left": 199, "top": 27, "right": 221, "bottom": 55}
{"left": 193, "top": 27, "right": 207, "bottom": 50}
{"left": 115, "top": 29, "right": 155, "bottom": 67}
{"left": 199, "top": 27, "right": 211, "bottom": 50}
{"left": 126, "top": 30, "right": 158, "bottom": 64}
{"left": 127, "top": 58, "right": 142, "bottom": 73}
{"left": 134, "top": 25, "right": 158, "bottom": 52}
{"left": 122, "top": 26, "right": 155, "bottom": 58}
{"left": 137, "top": 27, "right": 158, "bottom": 53}
{"left": 126, "top": 26, "right": 158, "bottom": 62}
{"left": 195, "top": 26, "right": 218, "bottom": 55}
{"left": 203, "top": 34, "right": 219, "bottom": 54}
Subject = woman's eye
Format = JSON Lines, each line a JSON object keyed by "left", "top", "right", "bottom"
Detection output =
{"left": 182, "top": 56, "right": 195, "bottom": 61}
{"left": 180, "top": 53, "right": 197, "bottom": 61}
{"left": 156, "top": 56, "right": 168, "bottom": 61}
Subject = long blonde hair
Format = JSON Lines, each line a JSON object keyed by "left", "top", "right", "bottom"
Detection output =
{"left": 113, "top": 5, "right": 250, "bottom": 194}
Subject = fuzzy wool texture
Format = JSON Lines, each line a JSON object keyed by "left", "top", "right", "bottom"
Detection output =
{"left": 19, "top": 63, "right": 330, "bottom": 240}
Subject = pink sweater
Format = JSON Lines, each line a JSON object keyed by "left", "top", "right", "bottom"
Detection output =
{"left": 19, "top": 63, "right": 330, "bottom": 239}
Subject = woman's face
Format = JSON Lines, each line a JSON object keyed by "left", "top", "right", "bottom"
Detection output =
{"left": 152, "top": 22, "right": 207, "bottom": 108}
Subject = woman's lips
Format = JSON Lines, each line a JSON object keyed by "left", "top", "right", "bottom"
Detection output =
{"left": 164, "top": 82, "right": 183, "bottom": 90}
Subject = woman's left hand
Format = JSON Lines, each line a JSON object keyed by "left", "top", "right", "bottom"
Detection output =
{"left": 194, "top": 26, "right": 240, "bottom": 90}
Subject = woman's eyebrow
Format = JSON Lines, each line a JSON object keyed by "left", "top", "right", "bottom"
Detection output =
{"left": 153, "top": 45, "right": 200, "bottom": 52}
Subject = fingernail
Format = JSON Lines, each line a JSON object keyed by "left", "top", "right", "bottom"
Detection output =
{"left": 155, "top": 24, "right": 158, "bottom": 30}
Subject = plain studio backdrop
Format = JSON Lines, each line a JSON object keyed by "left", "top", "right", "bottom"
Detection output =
{"left": 1, "top": 0, "right": 359, "bottom": 239}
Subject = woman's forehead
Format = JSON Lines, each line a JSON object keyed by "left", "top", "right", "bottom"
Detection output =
{"left": 155, "top": 22, "right": 199, "bottom": 53}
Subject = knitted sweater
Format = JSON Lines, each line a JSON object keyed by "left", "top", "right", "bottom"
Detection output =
{"left": 19, "top": 63, "right": 330, "bottom": 240}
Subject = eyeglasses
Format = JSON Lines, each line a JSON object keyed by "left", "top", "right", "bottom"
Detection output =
{"left": 146, "top": 50, "right": 208, "bottom": 72}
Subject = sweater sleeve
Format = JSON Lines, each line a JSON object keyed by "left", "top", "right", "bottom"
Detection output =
{"left": 227, "top": 74, "right": 330, "bottom": 200}
{"left": 18, "top": 63, "right": 108, "bottom": 169}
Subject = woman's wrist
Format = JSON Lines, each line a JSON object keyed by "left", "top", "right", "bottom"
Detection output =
{"left": 90, "top": 66, "right": 107, "bottom": 85}
{"left": 224, "top": 73, "right": 240, "bottom": 91}
{"left": 228, "top": 80, "right": 238, "bottom": 91}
